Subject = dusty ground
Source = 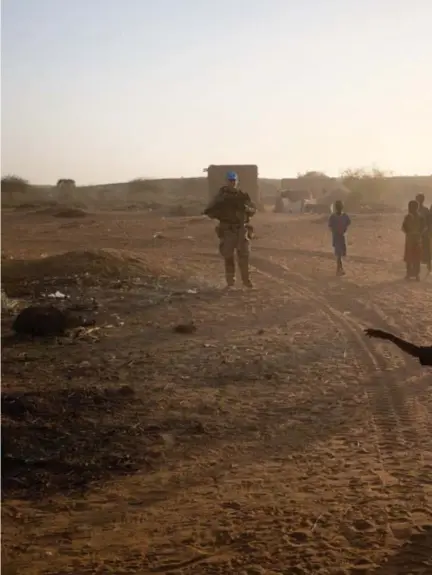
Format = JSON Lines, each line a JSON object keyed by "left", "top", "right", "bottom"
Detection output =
{"left": 1, "top": 206, "right": 432, "bottom": 575}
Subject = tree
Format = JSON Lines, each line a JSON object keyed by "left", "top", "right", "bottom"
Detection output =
{"left": 297, "top": 171, "right": 328, "bottom": 179}
{"left": 1, "top": 175, "right": 29, "bottom": 195}
{"left": 340, "top": 167, "right": 390, "bottom": 205}
{"left": 56, "top": 179, "right": 76, "bottom": 187}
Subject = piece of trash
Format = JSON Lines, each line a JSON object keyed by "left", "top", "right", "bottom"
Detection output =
{"left": 153, "top": 232, "right": 165, "bottom": 239}
{"left": 1, "top": 290, "right": 19, "bottom": 312}
{"left": 48, "top": 291, "right": 66, "bottom": 299}
{"left": 72, "top": 326, "right": 101, "bottom": 340}
{"left": 187, "top": 288, "right": 198, "bottom": 294}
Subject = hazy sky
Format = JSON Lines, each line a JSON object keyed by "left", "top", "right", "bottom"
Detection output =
{"left": 2, "top": 0, "right": 431, "bottom": 184}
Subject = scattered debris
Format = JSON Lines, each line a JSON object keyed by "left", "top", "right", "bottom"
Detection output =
{"left": 72, "top": 326, "right": 101, "bottom": 341}
{"left": 1, "top": 290, "right": 20, "bottom": 313}
{"left": 48, "top": 290, "right": 66, "bottom": 299}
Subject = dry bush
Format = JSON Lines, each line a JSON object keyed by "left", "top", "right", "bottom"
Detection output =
{"left": 341, "top": 167, "right": 390, "bottom": 205}
{"left": 297, "top": 171, "right": 329, "bottom": 178}
{"left": 1, "top": 175, "right": 30, "bottom": 195}
{"left": 1, "top": 175, "right": 31, "bottom": 206}
{"left": 1, "top": 176, "right": 60, "bottom": 209}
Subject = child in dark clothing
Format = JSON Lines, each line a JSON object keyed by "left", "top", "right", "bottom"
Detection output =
{"left": 402, "top": 200, "right": 424, "bottom": 281}
{"left": 328, "top": 200, "right": 351, "bottom": 276}
{"left": 415, "top": 193, "right": 431, "bottom": 273}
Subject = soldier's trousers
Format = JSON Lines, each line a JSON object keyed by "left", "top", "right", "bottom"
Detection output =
{"left": 217, "top": 224, "right": 251, "bottom": 285}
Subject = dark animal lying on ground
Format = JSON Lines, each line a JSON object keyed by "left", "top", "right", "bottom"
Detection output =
{"left": 365, "top": 328, "right": 432, "bottom": 366}
{"left": 12, "top": 305, "right": 96, "bottom": 337}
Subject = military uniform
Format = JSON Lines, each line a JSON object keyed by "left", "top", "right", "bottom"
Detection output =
{"left": 204, "top": 185, "right": 256, "bottom": 287}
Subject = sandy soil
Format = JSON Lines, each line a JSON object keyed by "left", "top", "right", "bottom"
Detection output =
{"left": 1, "top": 207, "right": 432, "bottom": 575}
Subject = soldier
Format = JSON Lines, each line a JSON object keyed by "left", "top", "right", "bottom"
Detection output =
{"left": 204, "top": 171, "right": 256, "bottom": 288}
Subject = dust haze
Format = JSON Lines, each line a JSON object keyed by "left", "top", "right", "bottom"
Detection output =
{"left": 2, "top": 170, "right": 432, "bottom": 575}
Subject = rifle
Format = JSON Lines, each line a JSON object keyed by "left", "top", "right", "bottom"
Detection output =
{"left": 204, "top": 189, "right": 255, "bottom": 224}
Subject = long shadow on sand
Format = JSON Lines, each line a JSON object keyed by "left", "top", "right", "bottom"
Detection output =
{"left": 370, "top": 525, "right": 432, "bottom": 574}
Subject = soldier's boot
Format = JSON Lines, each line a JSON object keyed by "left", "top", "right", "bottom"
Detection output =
{"left": 238, "top": 255, "right": 253, "bottom": 288}
{"left": 224, "top": 257, "right": 236, "bottom": 287}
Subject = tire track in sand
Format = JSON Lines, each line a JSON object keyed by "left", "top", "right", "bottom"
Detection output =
{"left": 250, "top": 255, "right": 432, "bottom": 574}
{"left": 250, "top": 255, "right": 432, "bottom": 494}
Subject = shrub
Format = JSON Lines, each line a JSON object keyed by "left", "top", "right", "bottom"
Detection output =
{"left": 1, "top": 175, "right": 30, "bottom": 195}
{"left": 340, "top": 167, "right": 390, "bottom": 205}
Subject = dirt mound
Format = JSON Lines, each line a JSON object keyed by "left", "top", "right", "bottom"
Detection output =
{"left": 29, "top": 204, "right": 88, "bottom": 217}
{"left": 14, "top": 202, "right": 52, "bottom": 211}
{"left": 1, "top": 249, "right": 172, "bottom": 296}
{"left": 53, "top": 207, "right": 87, "bottom": 218}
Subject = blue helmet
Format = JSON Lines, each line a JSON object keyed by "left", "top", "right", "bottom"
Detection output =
{"left": 226, "top": 171, "right": 238, "bottom": 182}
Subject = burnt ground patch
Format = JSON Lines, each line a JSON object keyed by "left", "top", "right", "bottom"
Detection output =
{"left": 1, "top": 382, "right": 207, "bottom": 501}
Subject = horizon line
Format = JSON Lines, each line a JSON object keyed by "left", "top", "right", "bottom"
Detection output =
{"left": 3, "top": 172, "right": 432, "bottom": 188}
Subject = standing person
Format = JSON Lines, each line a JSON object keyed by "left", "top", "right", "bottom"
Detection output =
{"left": 328, "top": 200, "right": 351, "bottom": 276}
{"left": 204, "top": 171, "right": 256, "bottom": 288}
{"left": 415, "top": 193, "right": 431, "bottom": 273}
{"left": 402, "top": 200, "right": 424, "bottom": 281}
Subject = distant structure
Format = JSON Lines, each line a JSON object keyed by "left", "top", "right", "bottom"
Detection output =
{"left": 56, "top": 179, "right": 76, "bottom": 188}
{"left": 56, "top": 179, "right": 76, "bottom": 202}
{"left": 280, "top": 175, "right": 342, "bottom": 199}
{"left": 205, "top": 164, "right": 260, "bottom": 204}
